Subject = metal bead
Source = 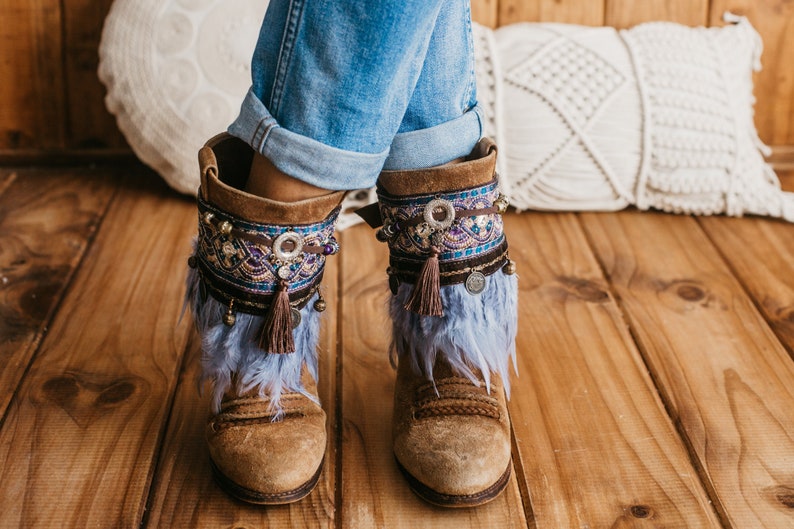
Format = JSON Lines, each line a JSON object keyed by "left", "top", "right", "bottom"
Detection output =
{"left": 494, "top": 195, "right": 509, "bottom": 214}
{"left": 376, "top": 228, "right": 390, "bottom": 242}
{"left": 187, "top": 255, "right": 197, "bottom": 268}
{"left": 202, "top": 211, "right": 215, "bottom": 225}
{"left": 223, "top": 310, "right": 236, "bottom": 326}
{"left": 313, "top": 298, "right": 327, "bottom": 312}
{"left": 218, "top": 220, "right": 233, "bottom": 235}
{"left": 291, "top": 307, "right": 302, "bottom": 329}
{"left": 503, "top": 259, "right": 517, "bottom": 275}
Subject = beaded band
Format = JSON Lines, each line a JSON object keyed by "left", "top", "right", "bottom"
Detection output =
{"left": 191, "top": 197, "right": 339, "bottom": 316}
{"left": 376, "top": 178, "right": 514, "bottom": 299}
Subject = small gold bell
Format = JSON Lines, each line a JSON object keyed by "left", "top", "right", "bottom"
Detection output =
{"left": 202, "top": 211, "right": 215, "bottom": 225}
{"left": 313, "top": 298, "right": 327, "bottom": 312}
{"left": 494, "top": 195, "right": 509, "bottom": 214}
{"left": 219, "top": 220, "right": 233, "bottom": 235}
{"left": 503, "top": 259, "right": 517, "bottom": 275}
{"left": 223, "top": 300, "right": 236, "bottom": 326}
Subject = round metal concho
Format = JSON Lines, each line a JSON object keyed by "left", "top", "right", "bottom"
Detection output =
{"left": 272, "top": 231, "right": 304, "bottom": 263}
{"left": 423, "top": 199, "right": 456, "bottom": 231}
{"left": 291, "top": 307, "right": 302, "bottom": 329}
{"left": 465, "top": 271, "right": 487, "bottom": 295}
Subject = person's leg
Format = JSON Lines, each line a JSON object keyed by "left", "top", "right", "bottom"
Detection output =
{"left": 368, "top": 0, "right": 519, "bottom": 507}
{"left": 189, "top": 0, "right": 487, "bottom": 506}
{"left": 229, "top": 0, "right": 475, "bottom": 196}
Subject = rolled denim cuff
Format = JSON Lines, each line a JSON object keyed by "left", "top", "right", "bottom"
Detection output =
{"left": 383, "top": 105, "right": 484, "bottom": 171}
{"left": 228, "top": 88, "right": 389, "bottom": 191}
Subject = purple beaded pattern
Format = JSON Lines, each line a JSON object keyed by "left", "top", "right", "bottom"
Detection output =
{"left": 196, "top": 198, "right": 338, "bottom": 296}
{"left": 378, "top": 180, "right": 504, "bottom": 262}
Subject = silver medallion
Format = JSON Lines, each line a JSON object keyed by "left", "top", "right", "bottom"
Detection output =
{"left": 291, "top": 307, "right": 302, "bottom": 329}
{"left": 272, "top": 230, "right": 304, "bottom": 262}
{"left": 465, "top": 271, "right": 486, "bottom": 295}
{"left": 424, "top": 198, "right": 456, "bottom": 231}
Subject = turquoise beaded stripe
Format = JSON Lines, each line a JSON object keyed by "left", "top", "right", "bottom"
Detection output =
{"left": 378, "top": 180, "right": 504, "bottom": 263}
{"left": 196, "top": 198, "right": 337, "bottom": 296}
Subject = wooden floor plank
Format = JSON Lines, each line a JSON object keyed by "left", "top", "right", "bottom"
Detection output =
{"left": 144, "top": 257, "right": 339, "bottom": 528}
{"left": 505, "top": 213, "right": 721, "bottom": 528}
{"left": 698, "top": 215, "right": 794, "bottom": 356}
{"left": 338, "top": 224, "right": 528, "bottom": 529}
{"left": 581, "top": 210, "right": 794, "bottom": 528}
{"left": 0, "top": 169, "right": 116, "bottom": 419}
{"left": 0, "top": 174, "right": 194, "bottom": 528}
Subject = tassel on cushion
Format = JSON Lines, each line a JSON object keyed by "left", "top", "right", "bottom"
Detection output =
{"left": 259, "top": 280, "right": 295, "bottom": 354}
{"left": 405, "top": 246, "right": 443, "bottom": 317}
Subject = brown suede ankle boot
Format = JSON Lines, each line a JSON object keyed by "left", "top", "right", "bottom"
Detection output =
{"left": 364, "top": 138, "right": 518, "bottom": 507}
{"left": 186, "top": 133, "right": 344, "bottom": 504}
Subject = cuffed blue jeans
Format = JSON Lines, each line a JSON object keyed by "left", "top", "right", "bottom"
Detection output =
{"left": 228, "top": 0, "right": 483, "bottom": 191}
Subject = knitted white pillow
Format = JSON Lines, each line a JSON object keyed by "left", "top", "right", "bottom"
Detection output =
{"left": 99, "top": 3, "right": 792, "bottom": 224}
{"left": 98, "top": 0, "right": 268, "bottom": 196}
{"left": 474, "top": 15, "right": 793, "bottom": 221}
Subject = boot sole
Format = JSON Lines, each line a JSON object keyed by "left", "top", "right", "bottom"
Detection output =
{"left": 210, "top": 457, "right": 324, "bottom": 505}
{"left": 395, "top": 456, "right": 512, "bottom": 508}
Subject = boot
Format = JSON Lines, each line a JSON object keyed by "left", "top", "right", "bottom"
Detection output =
{"left": 185, "top": 133, "right": 344, "bottom": 504}
{"left": 364, "top": 138, "right": 518, "bottom": 507}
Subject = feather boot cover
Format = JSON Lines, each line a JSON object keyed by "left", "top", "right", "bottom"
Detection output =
{"left": 186, "top": 260, "right": 321, "bottom": 418}
{"left": 390, "top": 270, "right": 518, "bottom": 396}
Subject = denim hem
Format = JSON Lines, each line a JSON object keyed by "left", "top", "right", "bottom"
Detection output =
{"left": 228, "top": 89, "right": 390, "bottom": 191}
{"left": 383, "top": 105, "right": 484, "bottom": 171}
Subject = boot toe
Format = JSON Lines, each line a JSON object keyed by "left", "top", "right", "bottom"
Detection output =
{"left": 206, "top": 399, "right": 326, "bottom": 502}
{"left": 394, "top": 414, "right": 511, "bottom": 499}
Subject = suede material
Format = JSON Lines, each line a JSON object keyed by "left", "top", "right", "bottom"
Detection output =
{"left": 378, "top": 138, "right": 497, "bottom": 197}
{"left": 199, "top": 133, "right": 345, "bottom": 225}
{"left": 392, "top": 358, "right": 511, "bottom": 497}
{"left": 381, "top": 140, "right": 513, "bottom": 501}
{"left": 206, "top": 371, "right": 326, "bottom": 495}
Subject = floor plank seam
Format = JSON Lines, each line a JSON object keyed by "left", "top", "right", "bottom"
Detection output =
{"left": 574, "top": 212, "right": 735, "bottom": 529}
{"left": 0, "top": 171, "right": 119, "bottom": 429}
{"left": 694, "top": 216, "right": 794, "bottom": 358}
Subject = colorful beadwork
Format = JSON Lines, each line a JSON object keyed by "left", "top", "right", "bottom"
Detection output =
{"left": 196, "top": 198, "right": 339, "bottom": 297}
{"left": 377, "top": 180, "right": 505, "bottom": 263}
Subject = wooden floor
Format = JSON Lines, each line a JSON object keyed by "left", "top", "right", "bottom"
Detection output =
{"left": 1, "top": 165, "right": 793, "bottom": 528}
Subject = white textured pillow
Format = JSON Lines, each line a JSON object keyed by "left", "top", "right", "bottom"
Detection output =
{"left": 474, "top": 15, "right": 793, "bottom": 221}
{"left": 99, "top": 4, "right": 792, "bottom": 224}
{"left": 98, "top": 0, "right": 267, "bottom": 196}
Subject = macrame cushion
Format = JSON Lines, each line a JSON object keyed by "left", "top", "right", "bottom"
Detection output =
{"left": 473, "top": 15, "right": 793, "bottom": 221}
{"left": 98, "top": 0, "right": 268, "bottom": 196}
{"left": 99, "top": 3, "right": 792, "bottom": 224}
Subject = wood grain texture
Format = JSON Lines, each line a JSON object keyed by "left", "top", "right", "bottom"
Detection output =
{"left": 498, "top": 0, "right": 604, "bottom": 25}
{"left": 0, "top": 170, "right": 116, "bottom": 420}
{"left": 697, "top": 215, "right": 794, "bottom": 356}
{"left": 62, "top": 0, "right": 127, "bottom": 149}
{"left": 709, "top": 0, "right": 794, "bottom": 146}
{"left": 471, "top": 0, "right": 499, "bottom": 28}
{"left": 144, "top": 259, "right": 339, "bottom": 528}
{"left": 505, "top": 213, "right": 721, "bottom": 528}
{"left": 0, "top": 0, "right": 67, "bottom": 149}
{"left": 338, "top": 225, "right": 528, "bottom": 529}
{"left": 605, "top": 0, "right": 709, "bottom": 27}
{"left": 582, "top": 211, "right": 794, "bottom": 528}
{"left": 0, "top": 174, "right": 194, "bottom": 528}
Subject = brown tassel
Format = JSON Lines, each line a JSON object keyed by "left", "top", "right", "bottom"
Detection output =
{"left": 259, "top": 280, "right": 296, "bottom": 354}
{"left": 405, "top": 246, "right": 443, "bottom": 316}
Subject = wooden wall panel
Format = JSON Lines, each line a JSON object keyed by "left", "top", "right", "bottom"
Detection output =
{"left": 471, "top": 0, "right": 499, "bottom": 28}
{"left": 604, "top": 0, "right": 709, "bottom": 27}
{"left": 0, "top": 0, "right": 66, "bottom": 149}
{"left": 709, "top": 0, "right": 794, "bottom": 146}
{"left": 498, "top": 0, "right": 604, "bottom": 26}
{"left": 62, "top": 0, "right": 127, "bottom": 149}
